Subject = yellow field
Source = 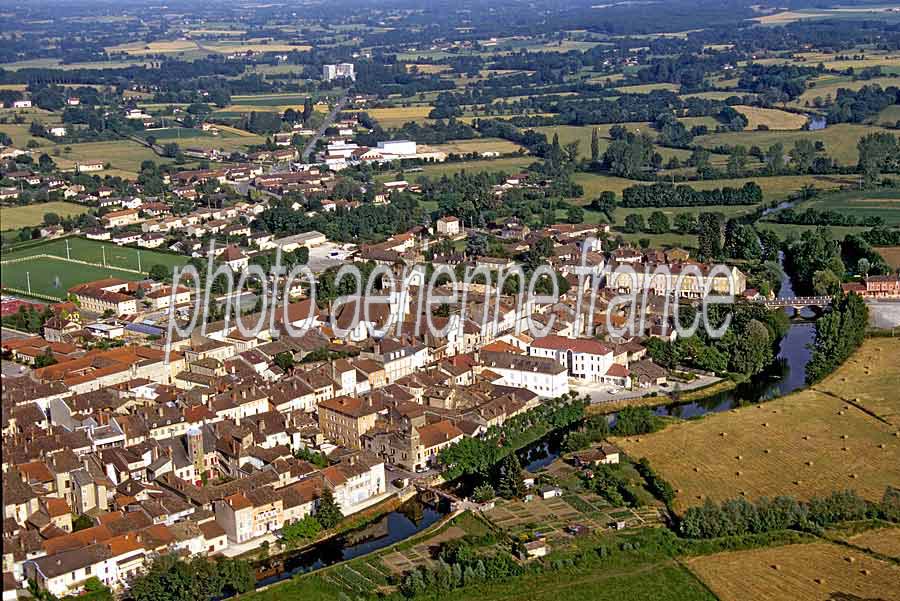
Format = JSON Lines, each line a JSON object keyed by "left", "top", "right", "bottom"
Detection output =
{"left": 794, "top": 51, "right": 900, "bottom": 72}
{"left": 734, "top": 105, "right": 807, "bottom": 130}
{"left": 876, "top": 105, "right": 900, "bottom": 125}
{"left": 797, "top": 75, "right": 900, "bottom": 106}
{"left": 405, "top": 64, "right": 452, "bottom": 74}
{"left": 0, "top": 84, "right": 27, "bottom": 91}
{"left": 106, "top": 40, "right": 200, "bottom": 55}
{"left": 574, "top": 173, "right": 851, "bottom": 204}
{"left": 614, "top": 82, "right": 680, "bottom": 94}
{"left": 696, "top": 123, "right": 895, "bottom": 165}
{"left": 201, "top": 43, "right": 312, "bottom": 53}
{"left": 0, "top": 202, "right": 89, "bottom": 231}
{"left": 844, "top": 527, "right": 900, "bottom": 560}
{"left": 51, "top": 141, "right": 181, "bottom": 177}
{"left": 686, "top": 542, "right": 900, "bottom": 601}
{"left": 614, "top": 340, "right": 900, "bottom": 513}
{"left": 368, "top": 106, "right": 435, "bottom": 127}
{"left": 814, "top": 338, "right": 900, "bottom": 426}
{"left": 753, "top": 10, "right": 834, "bottom": 24}
{"left": 877, "top": 246, "right": 900, "bottom": 270}
{"left": 430, "top": 138, "right": 524, "bottom": 155}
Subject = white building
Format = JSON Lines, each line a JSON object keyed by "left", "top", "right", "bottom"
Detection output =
{"left": 479, "top": 352, "right": 569, "bottom": 398}
{"left": 529, "top": 335, "right": 616, "bottom": 384}
{"left": 323, "top": 63, "right": 356, "bottom": 81}
{"left": 436, "top": 215, "right": 461, "bottom": 237}
{"left": 377, "top": 139, "right": 416, "bottom": 158}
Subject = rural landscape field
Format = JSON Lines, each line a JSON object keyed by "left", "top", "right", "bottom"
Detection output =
{"left": 1, "top": 1, "right": 899, "bottom": 601}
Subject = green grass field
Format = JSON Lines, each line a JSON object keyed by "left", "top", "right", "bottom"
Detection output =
{"left": 1, "top": 202, "right": 89, "bottom": 231}
{"left": 782, "top": 188, "right": 900, "bottom": 227}
{"left": 378, "top": 156, "right": 534, "bottom": 182}
{"left": 1, "top": 237, "right": 187, "bottom": 298}
{"left": 695, "top": 123, "right": 894, "bottom": 166}
{"left": 0, "top": 257, "right": 146, "bottom": 300}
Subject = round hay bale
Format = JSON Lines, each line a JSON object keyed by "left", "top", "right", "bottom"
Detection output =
{"left": 861, "top": 569, "right": 870, "bottom": 576}
{"left": 771, "top": 564, "right": 780, "bottom": 571}
{"left": 806, "top": 461, "right": 813, "bottom": 466}
{"left": 736, "top": 471, "right": 742, "bottom": 476}
{"left": 847, "top": 557, "right": 856, "bottom": 563}
{"left": 803, "top": 435, "right": 810, "bottom": 440}
{"left": 843, "top": 447, "right": 850, "bottom": 452}
{"left": 850, "top": 473, "right": 857, "bottom": 479}
{"left": 815, "top": 578, "right": 825, "bottom": 585}
{"left": 693, "top": 467, "right": 700, "bottom": 472}
{"left": 764, "top": 449, "right": 771, "bottom": 454}
{"left": 838, "top": 411, "right": 845, "bottom": 416}
{"left": 842, "top": 434, "right": 848, "bottom": 439}
{"left": 794, "top": 480, "right": 802, "bottom": 485}
{"left": 736, "top": 455, "right": 742, "bottom": 460}
{"left": 720, "top": 432, "right": 727, "bottom": 437}
{"left": 879, "top": 443, "right": 886, "bottom": 449}
{"left": 763, "top": 422, "right": 769, "bottom": 427}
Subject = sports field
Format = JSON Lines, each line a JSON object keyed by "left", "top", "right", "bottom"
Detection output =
{"left": 1, "top": 237, "right": 187, "bottom": 299}
{"left": 614, "top": 338, "right": 900, "bottom": 513}
{"left": 686, "top": 542, "right": 900, "bottom": 601}
{"left": 1, "top": 202, "right": 88, "bottom": 231}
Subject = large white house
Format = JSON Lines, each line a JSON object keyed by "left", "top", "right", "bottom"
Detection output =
{"left": 529, "top": 335, "right": 615, "bottom": 384}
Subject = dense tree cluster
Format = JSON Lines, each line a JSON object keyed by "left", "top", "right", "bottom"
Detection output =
{"left": 129, "top": 554, "right": 253, "bottom": 601}
{"left": 805, "top": 291, "right": 868, "bottom": 384}
{"left": 680, "top": 489, "right": 893, "bottom": 539}
{"left": 621, "top": 182, "right": 763, "bottom": 208}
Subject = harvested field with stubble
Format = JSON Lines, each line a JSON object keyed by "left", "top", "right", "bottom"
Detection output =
{"left": 844, "top": 527, "right": 900, "bottom": 560}
{"left": 877, "top": 246, "right": 900, "bottom": 270}
{"left": 686, "top": 542, "right": 900, "bottom": 601}
{"left": 614, "top": 341, "right": 900, "bottom": 514}
{"left": 813, "top": 337, "right": 900, "bottom": 427}
{"left": 734, "top": 105, "right": 807, "bottom": 130}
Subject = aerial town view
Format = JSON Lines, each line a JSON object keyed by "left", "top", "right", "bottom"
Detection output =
{"left": 1, "top": 0, "right": 899, "bottom": 600}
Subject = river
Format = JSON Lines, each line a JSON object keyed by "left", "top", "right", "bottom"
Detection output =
{"left": 250, "top": 259, "right": 818, "bottom": 585}
{"left": 518, "top": 253, "right": 817, "bottom": 473}
{"left": 253, "top": 497, "right": 447, "bottom": 589}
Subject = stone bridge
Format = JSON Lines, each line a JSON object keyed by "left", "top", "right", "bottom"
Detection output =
{"left": 752, "top": 296, "right": 832, "bottom": 310}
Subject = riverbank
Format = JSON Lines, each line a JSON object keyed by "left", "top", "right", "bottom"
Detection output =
{"left": 585, "top": 379, "right": 739, "bottom": 416}
{"left": 613, "top": 337, "right": 900, "bottom": 515}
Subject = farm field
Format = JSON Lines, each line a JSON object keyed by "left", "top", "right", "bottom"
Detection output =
{"left": 813, "top": 337, "right": 900, "bottom": 427}
{"left": 795, "top": 75, "right": 900, "bottom": 106}
{"left": 420, "top": 561, "right": 717, "bottom": 601}
{"left": 877, "top": 246, "right": 900, "bottom": 270}
{"left": 695, "top": 123, "right": 895, "bottom": 165}
{"left": 49, "top": 140, "right": 180, "bottom": 177}
{"left": 573, "top": 173, "right": 851, "bottom": 205}
{"left": 733, "top": 105, "right": 807, "bottom": 130}
{"left": 785, "top": 188, "right": 900, "bottom": 227}
{"left": 843, "top": 527, "right": 900, "bottom": 560}
{"left": 685, "top": 542, "right": 900, "bottom": 601}
{"left": 106, "top": 40, "right": 201, "bottom": 55}
{"left": 534, "top": 124, "right": 694, "bottom": 163}
{"left": 875, "top": 104, "right": 900, "bottom": 125}
{"left": 367, "top": 106, "right": 435, "bottom": 127}
{"left": 430, "top": 138, "right": 524, "bottom": 155}
{"left": 137, "top": 127, "right": 265, "bottom": 151}
{"left": 614, "top": 82, "right": 680, "bottom": 94}
{"left": 614, "top": 339, "right": 900, "bottom": 513}
{"left": 0, "top": 202, "right": 88, "bottom": 231}
{"left": 385, "top": 156, "right": 534, "bottom": 181}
